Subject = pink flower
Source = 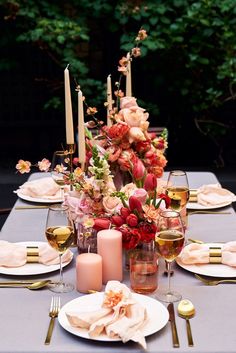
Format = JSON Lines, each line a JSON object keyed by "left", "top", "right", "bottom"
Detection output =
{"left": 106, "top": 145, "right": 122, "bottom": 162}
{"left": 144, "top": 173, "right": 157, "bottom": 192}
{"left": 38, "top": 158, "right": 51, "bottom": 172}
{"left": 102, "top": 195, "right": 121, "bottom": 214}
{"left": 126, "top": 214, "right": 138, "bottom": 227}
{"left": 120, "top": 97, "right": 138, "bottom": 109}
{"left": 132, "top": 159, "right": 145, "bottom": 180}
{"left": 132, "top": 188, "right": 147, "bottom": 204}
{"left": 118, "top": 150, "right": 137, "bottom": 172}
{"left": 128, "top": 127, "right": 146, "bottom": 143}
{"left": 16, "top": 159, "right": 31, "bottom": 174}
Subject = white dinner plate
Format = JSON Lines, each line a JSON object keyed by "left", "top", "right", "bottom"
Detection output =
{"left": 187, "top": 200, "right": 231, "bottom": 210}
{"left": 176, "top": 243, "right": 236, "bottom": 277}
{"left": 0, "top": 241, "right": 73, "bottom": 276}
{"left": 58, "top": 292, "right": 169, "bottom": 342}
{"left": 16, "top": 191, "right": 63, "bottom": 204}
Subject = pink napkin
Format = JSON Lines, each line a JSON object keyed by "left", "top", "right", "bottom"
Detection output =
{"left": 0, "top": 240, "right": 73, "bottom": 267}
{"left": 15, "top": 177, "right": 61, "bottom": 199}
{"left": 196, "top": 184, "right": 236, "bottom": 206}
{"left": 178, "top": 242, "right": 236, "bottom": 267}
{"left": 66, "top": 281, "right": 148, "bottom": 349}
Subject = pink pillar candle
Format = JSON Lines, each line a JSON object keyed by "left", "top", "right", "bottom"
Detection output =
{"left": 97, "top": 229, "right": 123, "bottom": 284}
{"left": 76, "top": 253, "right": 102, "bottom": 293}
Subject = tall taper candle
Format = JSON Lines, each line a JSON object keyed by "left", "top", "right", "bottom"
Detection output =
{"left": 64, "top": 65, "right": 74, "bottom": 145}
{"left": 97, "top": 229, "right": 123, "bottom": 284}
{"left": 107, "top": 74, "right": 112, "bottom": 127}
{"left": 78, "top": 89, "right": 86, "bottom": 167}
{"left": 126, "top": 52, "right": 132, "bottom": 97}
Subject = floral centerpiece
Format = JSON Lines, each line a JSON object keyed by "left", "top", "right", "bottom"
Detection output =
{"left": 15, "top": 28, "right": 169, "bottom": 254}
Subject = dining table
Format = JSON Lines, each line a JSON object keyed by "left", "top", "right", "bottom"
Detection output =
{"left": 1, "top": 171, "right": 236, "bottom": 353}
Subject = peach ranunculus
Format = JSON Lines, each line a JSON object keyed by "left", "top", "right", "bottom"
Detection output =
{"left": 120, "top": 182, "right": 137, "bottom": 198}
{"left": 16, "top": 159, "right": 31, "bottom": 174}
{"left": 142, "top": 204, "right": 160, "bottom": 223}
{"left": 121, "top": 108, "right": 149, "bottom": 128}
{"left": 102, "top": 195, "right": 122, "bottom": 214}
{"left": 38, "top": 158, "right": 51, "bottom": 172}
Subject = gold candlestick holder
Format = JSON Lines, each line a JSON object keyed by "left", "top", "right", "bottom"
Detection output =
{"left": 66, "top": 144, "right": 76, "bottom": 174}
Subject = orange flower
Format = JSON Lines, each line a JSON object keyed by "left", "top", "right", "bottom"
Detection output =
{"left": 15, "top": 159, "right": 31, "bottom": 174}
{"left": 142, "top": 204, "right": 160, "bottom": 223}
{"left": 103, "top": 290, "right": 123, "bottom": 308}
{"left": 86, "top": 107, "right": 98, "bottom": 115}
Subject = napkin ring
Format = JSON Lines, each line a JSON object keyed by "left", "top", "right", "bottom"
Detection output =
{"left": 26, "top": 246, "right": 39, "bottom": 263}
{"left": 209, "top": 247, "right": 222, "bottom": 264}
{"left": 189, "top": 189, "right": 198, "bottom": 202}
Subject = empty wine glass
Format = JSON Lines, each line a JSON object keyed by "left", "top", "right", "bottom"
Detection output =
{"left": 45, "top": 204, "right": 75, "bottom": 293}
{"left": 155, "top": 210, "right": 185, "bottom": 302}
{"left": 50, "top": 150, "right": 71, "bottom": 201}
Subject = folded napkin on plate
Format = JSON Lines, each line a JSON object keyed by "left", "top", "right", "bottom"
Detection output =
{"left": 178, "top": 242, "right": 236, "bottom": 267}
{"left": 193, "top": 183, "right": 236, "bottom": 206}
{"left": 0, "top": 240, "right": 73, "bottom": 267}
{"left": 15, "top": 177, "right": 61, "bottom": 199}
{"left": 66, "top": 281, "right": 148, "bottom": 349}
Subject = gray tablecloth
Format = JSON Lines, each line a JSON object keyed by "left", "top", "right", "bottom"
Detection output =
{"left": 1, "top": 172, "right": 236, "bottom": 353}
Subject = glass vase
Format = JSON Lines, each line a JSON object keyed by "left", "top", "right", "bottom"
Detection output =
{"left": 77, "top": 224, "right": 97, "bottom": 254}
{"left": 129, "top": 241, "right": 158, "bottom": 294}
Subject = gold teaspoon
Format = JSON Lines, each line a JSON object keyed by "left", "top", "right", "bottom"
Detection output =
{"left": 177, "top": 299, "right": 195, "bottom": 347}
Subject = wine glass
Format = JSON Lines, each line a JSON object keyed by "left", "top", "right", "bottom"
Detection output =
{"left": 50, "top": 150, "right": 71, "bottom": 201}
{"left": 155, "top": 210, "right": 185, "bottom": 302}
{"left": 166, "top": 170, "right": 189, "bottom": 213}
{"left": 45, "top": 204, "right": 75, "bottom": 293}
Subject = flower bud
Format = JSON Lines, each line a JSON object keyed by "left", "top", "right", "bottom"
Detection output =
{"left": 129, "top": 196, "right": 143, "bottom": 213}
{"left": 111, "top": 215, "right": 125, "bottom": 227}
{"left": 132, "top": 159, "right": 145, "bottom": 180}
{"left": 93, "top": 218, "right": 111, "bottom": 231}
{"left": 120, "top": 207, "right": 131, "bottom": 220}
{"left": 144, "top": 173, "right": 157, "bottom": 192}
{"left": 126, "top": 214, "right": 138, "bottom": 227}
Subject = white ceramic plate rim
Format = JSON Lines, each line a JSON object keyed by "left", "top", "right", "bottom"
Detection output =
{"left": 58, "top": 292, "right": 169, "bottom": 342}
{"left": 176, "top": 242, "right": 236, "bottom": 277}
{"left": 187, "top": 200, "right": 231, "bottom": 210}
{"left": 16, "top": 191, "right": 63, "bottom": 204}
{"left": 0, "top": 241, "right": 73, "bottom": 276}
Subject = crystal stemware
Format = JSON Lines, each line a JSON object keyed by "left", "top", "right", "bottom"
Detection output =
{"left": 155, "top": 210, "right": 185, "bottom": 302}
{"left": 45, "top": 204, "right": 74, "bottom": 293}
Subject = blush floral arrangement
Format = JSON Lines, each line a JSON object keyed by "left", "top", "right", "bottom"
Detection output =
{"left": 15, "top": 28, "right": 169, "bottom": 251}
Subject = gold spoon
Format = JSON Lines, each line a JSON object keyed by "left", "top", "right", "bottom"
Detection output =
{"left": 195, "top": 274, "right": 236, "bottom": 285}
{"left": 177, "top": 299, "right": 195, "bottom": 347}
{"left": 0, "top": 280, "right": 52, "bottom": 290}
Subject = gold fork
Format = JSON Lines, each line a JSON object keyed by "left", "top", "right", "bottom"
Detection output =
{"left": 44, "top": 296, "right": 61, "bottom": 345}
{"left": 195, "top": 274, "right": 236, "bottom": 285}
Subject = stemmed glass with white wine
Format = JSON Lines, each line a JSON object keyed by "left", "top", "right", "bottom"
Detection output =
{"left": 155, "top": 210, "right": 185, "bottom": 302}
{"left": 50, "top": 150, "right": 71, "bottom": 201}
{"left": 166, "top": 170, "right": 190, "bottom": 217}
{"left": 45, "top": 204, "right": 75, "bottom": 293}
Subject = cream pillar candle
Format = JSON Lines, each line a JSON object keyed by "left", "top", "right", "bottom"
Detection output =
{"left": 76, "top": 253, "right": 102, "bottom": 293}
{"left": 97, "top": 229, "right": 123, "bottom": 284}
{"left": 78, "top": 89, "right": 86, "bottom": 167}
{"left": 107, "top": 74, "right": 112, "bottom": 127}
{"left": 126, "top": 52, "right": 132, "bottom": 97}
{"left": 64, "top": 65, "right": 74, "bottom": 145}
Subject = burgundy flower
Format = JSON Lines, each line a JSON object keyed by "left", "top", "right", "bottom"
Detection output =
{"left": 126, "top": 214, "right": 138, "bottom": 227}
{"left": 138, "top": 222, "right": 157, "bottom": 243}
{"left": 121, "top": 226, "right": 141, "bottom": 250}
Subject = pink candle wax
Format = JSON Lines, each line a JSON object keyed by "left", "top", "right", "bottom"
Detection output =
{"left": 76, "top": 253, "right": 102, "bottom": 293}
{"left": 97, "top": 229, "right": 123, "bottom": 284}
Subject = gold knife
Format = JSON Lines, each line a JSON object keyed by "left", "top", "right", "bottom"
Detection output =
{"left": 168, "top": 303, "right": 180, "bottom": 348}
